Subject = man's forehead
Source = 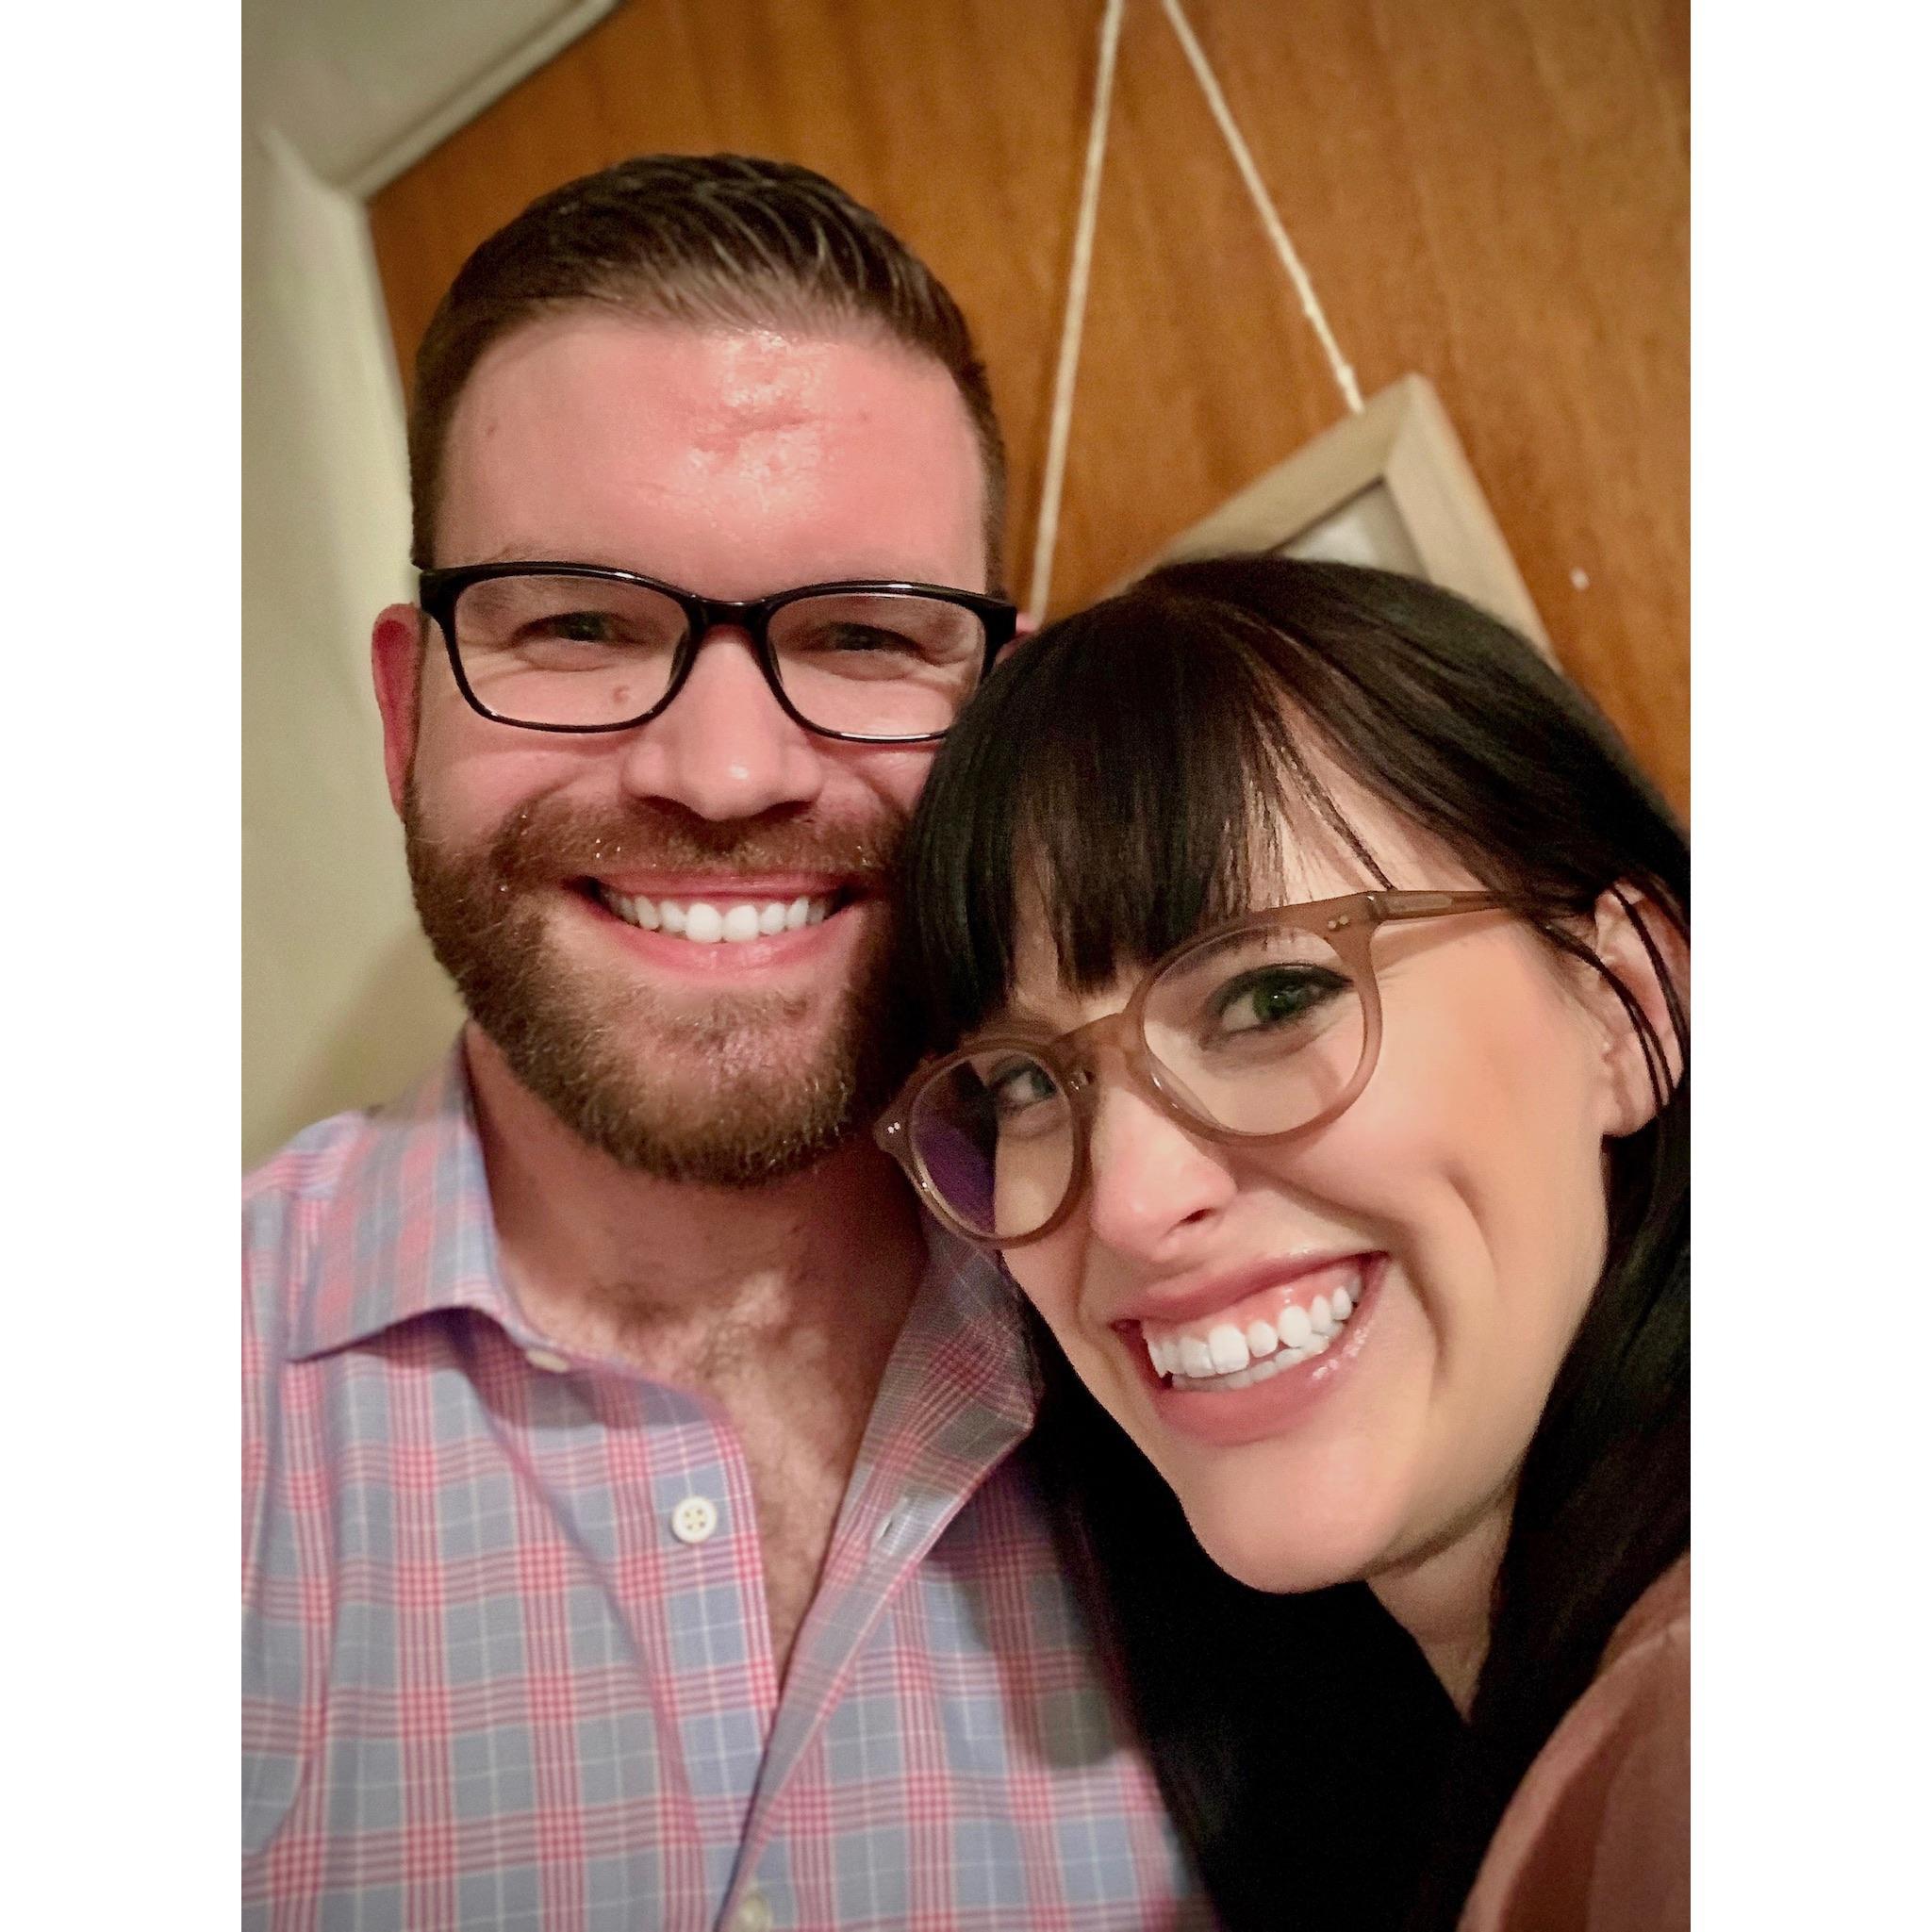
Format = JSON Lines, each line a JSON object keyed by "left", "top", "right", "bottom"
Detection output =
{"left": 449, "top": 312, "right": 971, "bottom": 472}
{"left": 464, "top": 309, "right": 871, "bottom": 402}
{"left": 435, "top": 311, "right": 987, "bottom": 588}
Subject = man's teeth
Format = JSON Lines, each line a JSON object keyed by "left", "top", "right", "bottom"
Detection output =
{"left": 599, "top": 887, "right": 831, "bottom": 942}
{"left": 1145, "top": 1271, "right": 1363, "bottom": 1392}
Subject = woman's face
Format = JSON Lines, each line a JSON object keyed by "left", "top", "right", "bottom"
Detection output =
{"left": 997, "top": 789, "right": 1646, "bottom": 1602}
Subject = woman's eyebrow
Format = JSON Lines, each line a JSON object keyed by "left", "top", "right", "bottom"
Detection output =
{"left": 973, "top": 999, "right": 1060, "bottom": 1036}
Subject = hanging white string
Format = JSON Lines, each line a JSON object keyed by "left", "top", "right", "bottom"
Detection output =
{"left": 1160, "top": 0, "right": 1362, "bottom": 415}
{"left": 1029, "top": 0, "right": 1362, "bottom": 616}
{"left": 1027, "top": 0, "right": 1127, "bottom": 620}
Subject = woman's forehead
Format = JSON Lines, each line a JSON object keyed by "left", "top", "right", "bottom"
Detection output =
{"left": 1000, "top": 782, "right": 1465, "bottom": 1022}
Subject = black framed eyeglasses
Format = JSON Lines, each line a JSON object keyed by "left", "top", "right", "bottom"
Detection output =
{"left": 417, "top": 561, "right": 1018, "bottom": 745}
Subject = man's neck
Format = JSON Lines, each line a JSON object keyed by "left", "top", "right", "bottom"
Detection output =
{"left": 463, "top": 1027, "right": 926, "bottom": 1378}
{"left": 464, "top": 1026, "right": 930, "bottom": 1680}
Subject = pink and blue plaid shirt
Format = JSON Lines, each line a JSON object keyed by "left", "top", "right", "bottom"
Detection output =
{"left": 244, "top": 1049, "right": 1213, "bottom": 1931}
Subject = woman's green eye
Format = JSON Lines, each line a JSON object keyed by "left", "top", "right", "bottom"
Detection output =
{"left": 1211, "top": 966, "right": 1346, "bottom": 1036}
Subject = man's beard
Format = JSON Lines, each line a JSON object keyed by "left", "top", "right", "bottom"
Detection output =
{"left": 403, "top": 784, "right": 920, "bottom": 1187}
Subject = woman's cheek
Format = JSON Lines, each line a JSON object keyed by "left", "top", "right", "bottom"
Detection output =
{"left": 1005, "top": 1237, "right": 1081, "bottom": 1338}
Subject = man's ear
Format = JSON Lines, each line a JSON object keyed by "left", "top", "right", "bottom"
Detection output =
{"left": 371, "top": 603, "right": 426, "bottom": 817}
{"left": 1581, "top": 886, "right": 1689, "bottom": 1138}
{"left": 994, "top": 608, "right": 1041, "bottom": 669}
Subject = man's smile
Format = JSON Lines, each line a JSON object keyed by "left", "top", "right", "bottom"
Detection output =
{"left": 593, "top": 883, "right": 836, "bottom": 942}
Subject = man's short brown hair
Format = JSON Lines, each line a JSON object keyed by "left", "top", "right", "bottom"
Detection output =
{"left": 407, "top": 153, "right": 1007, "bottom": 583}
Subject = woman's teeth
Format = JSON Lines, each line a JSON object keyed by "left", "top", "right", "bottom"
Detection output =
{"left": 597, "top": 887, "right": 832, "bottom": 943}
{"left": 1144, "top": 1272, "right": 1362, "bottom": 1393}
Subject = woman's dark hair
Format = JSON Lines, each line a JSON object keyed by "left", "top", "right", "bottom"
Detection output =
{"left": 895, "top": 555, "right": 1689, "bottom": 1930}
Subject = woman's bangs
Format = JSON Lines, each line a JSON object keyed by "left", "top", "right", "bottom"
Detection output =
{"left": 1014, "top": 635, "right": 1324, "bottom": 988}
{"left": 903, "top": 594, "right": 1361, "bottom": 1041}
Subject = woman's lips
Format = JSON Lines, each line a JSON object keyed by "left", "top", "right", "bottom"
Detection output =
{"left": 1130, "top": 1255, "right": 1390, "bottom": 1447}
{"left": 1113, "top": 1249, "right": 1374, "bottom": 1330}
{"left": 1134, "top": 1254, "right": 1372, "bottom": 1379}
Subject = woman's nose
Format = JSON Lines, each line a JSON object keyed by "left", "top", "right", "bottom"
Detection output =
{"left": 1082, "top": 1082, "right": 1236, "bottom": 1262}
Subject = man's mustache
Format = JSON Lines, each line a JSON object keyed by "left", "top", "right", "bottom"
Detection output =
{"left": 483, "top": 798, "right": 906, "bottom": 888}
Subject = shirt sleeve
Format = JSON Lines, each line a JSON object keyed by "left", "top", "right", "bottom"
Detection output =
{"left": 1579, "top": 1619, "right": 1690, "bottom": 1931}
{"left": 1460, "top": 1601, "right": 1690, "bottom": 1932}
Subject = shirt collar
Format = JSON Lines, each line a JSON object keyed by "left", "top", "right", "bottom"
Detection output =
{"left": 893, "top": 1219, "right": 1038, "bottom": 1442}
{"left": 289, "top": 1043, "right": 529, "bottom": 1360}
{"left": 289, "top": 1042, "right": 1036, "bottom": 1428}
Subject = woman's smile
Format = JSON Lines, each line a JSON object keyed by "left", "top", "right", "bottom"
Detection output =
{"left": 1131, "top": 1248, "right": 1376, "bottom": 1387}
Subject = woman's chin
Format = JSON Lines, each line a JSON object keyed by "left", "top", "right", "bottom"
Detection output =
{"left": 1180, "top": 1490, "right": 1388, "bottom": 1597}
{"left": 1150, "top": 1412, "right": 1414, "bottom": 1598}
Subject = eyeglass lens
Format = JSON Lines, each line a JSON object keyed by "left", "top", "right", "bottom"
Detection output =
{"left": 450, "top": 575, "right": 988, "bottom": 735}
{"left": 906, "top": 922, "right": 1368, "bottom": 1241}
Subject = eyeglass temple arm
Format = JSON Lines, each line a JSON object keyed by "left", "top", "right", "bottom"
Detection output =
{"left": 1358, "top": 889, "right": 1512, "bottom": 925}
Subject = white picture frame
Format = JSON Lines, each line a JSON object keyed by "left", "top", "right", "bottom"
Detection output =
{"left": 1122, "top": 372, "right": 1552, "bottom": 659}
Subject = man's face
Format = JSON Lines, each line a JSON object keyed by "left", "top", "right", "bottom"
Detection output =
{"left": 372, "top": 313, "right": 990, "bottom": 1184}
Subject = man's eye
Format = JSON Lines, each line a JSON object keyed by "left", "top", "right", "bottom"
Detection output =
{"left": 537, "top": 611, "right": 618, "bottom": 644}
{"left": 815, "top": 623, "right": 919, "bottom": 656}
{"left": 1210, "top": 966, "right": 1347, "bottom": 1037}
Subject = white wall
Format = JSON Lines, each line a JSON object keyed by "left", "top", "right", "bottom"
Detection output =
{"left": 241, "top": 1, "right": 620, "bottom": 1164}
{"left": 246, "top": 0, "right": 621, "bottom": 194}
{"left": 241, "top": 126, "right": 461, "bottom": 1164}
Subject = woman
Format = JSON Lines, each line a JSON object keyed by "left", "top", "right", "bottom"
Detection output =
{"left": 877, "top": 556, "right": 1688, "bottom": 1931}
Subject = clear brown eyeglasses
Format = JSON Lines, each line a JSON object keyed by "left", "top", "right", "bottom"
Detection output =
{"left": 874, "top": 890, "right": 1511, "bottom": 1247}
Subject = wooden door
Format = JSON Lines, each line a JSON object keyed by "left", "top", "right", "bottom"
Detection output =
{"left": 371, "top": 0, "right": 1689, "bottom": 809}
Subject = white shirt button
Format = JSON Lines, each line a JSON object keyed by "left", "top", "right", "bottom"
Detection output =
{"left": 523, "top": 1346, "right": 573, "bottom": 1374}
{"left": 669, "top": 1494, "right": 718, "bottom": 1544}
{"left": 730, "top": 1887, "right": 773, "bottom": 1932}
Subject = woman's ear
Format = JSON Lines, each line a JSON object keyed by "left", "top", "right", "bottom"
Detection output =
{"left": 1581, "top": 885, "right": 1689, "bottom": 1138}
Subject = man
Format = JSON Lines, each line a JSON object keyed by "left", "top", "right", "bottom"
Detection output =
{"left": 245, "top": 156, "right": 1212, "bottom": 1930}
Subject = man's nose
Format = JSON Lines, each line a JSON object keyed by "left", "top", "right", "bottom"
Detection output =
{"left": 616, "top": 629, "right": 827, "bottom": 820}
{"left": 1082, "top": 1082, "right": 1236, "bottom": 1263}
